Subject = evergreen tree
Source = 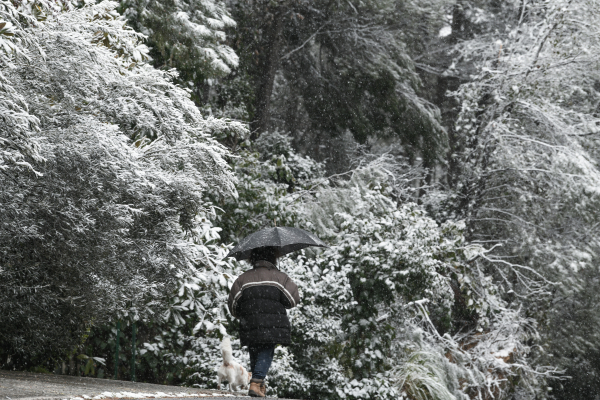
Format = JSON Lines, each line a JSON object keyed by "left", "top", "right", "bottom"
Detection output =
{"left": 0, "top": 0, "right": 237, "bottom": 367}
{"left": 224, "top": 0, "right": 448, "bottom": 170}
{"left": 119, "top": 0, "right": 238, "bottom": 103}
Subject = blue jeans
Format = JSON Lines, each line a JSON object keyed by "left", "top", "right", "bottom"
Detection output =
{"left": 248, "top": 345, "right": 275, "bottom": 380}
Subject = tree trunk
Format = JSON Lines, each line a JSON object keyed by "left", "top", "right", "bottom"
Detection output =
{"left": 443, "top": 0, "right": 470, "bottom": 187}
{"left": 69, "top": 354, "right": 76, "bottom": 376}
{"left": 250, "top": 6, "right": 285, "bottom": 140}
{"left": 438, "top": 76, "right": 462, "bottom": 187}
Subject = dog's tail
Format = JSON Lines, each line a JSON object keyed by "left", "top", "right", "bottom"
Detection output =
{"left": 221, "top": 336, "right": 233, "bottom": 366}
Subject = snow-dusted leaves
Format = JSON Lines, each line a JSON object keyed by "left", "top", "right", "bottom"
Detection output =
{"left": 0, "top": 0, "right": 240, "bottom": 357}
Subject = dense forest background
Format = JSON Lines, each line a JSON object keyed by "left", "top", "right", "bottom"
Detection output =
{"left": 1, "top": 0, "right": 600, "bottom": 399}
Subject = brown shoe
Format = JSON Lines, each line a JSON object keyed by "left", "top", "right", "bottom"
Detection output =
{"left": 260, "top": 382, "right": 266, "bottom": 396}
{"left": 248, "top": 379, "right": 265, "bottom": 397}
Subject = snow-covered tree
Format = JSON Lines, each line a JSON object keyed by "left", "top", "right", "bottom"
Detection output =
{"left": 0, "top": 0, "right": 239, "bottom": 365}
{"left": 119, "top": 0, "right": 238, "bottom": 103}
{"left": 445, "top": 0, "right": 600, "bottom": 397}
{"left": 0, "top": 0, "right": 47, "bottom": 176}
{"left": 279, "top": 156, "right": 548, "bottom": 400}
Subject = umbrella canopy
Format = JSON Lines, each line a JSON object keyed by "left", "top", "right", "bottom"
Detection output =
{"left": 227, "top": 227, "right": 327, "bottom": 261}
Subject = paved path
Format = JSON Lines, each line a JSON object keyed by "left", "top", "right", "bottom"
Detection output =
{"left": 0, "top": 370, "right": 259, "bottom": 400}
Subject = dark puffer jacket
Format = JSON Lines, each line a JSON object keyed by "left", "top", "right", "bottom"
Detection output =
{"left": 227, "top": 260, "right": 300, "bottom": 347}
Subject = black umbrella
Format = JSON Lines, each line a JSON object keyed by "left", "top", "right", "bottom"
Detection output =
{"left": 226, "top": 226, "right": 327, "bottom": 261}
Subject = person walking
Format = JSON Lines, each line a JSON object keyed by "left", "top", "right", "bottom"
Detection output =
{"left": 227, "top": 246, "right": 301, "bottom": 397}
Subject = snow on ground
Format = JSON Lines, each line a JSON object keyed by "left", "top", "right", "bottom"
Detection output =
{"left": 0, "top": 370, "right": 251, "bottom": 400}
{"left": 67, "top": 391, "right": 239, "bottom": 399}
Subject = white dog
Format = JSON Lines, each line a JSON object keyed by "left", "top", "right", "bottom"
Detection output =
{"left": 217, "top": 337, "right": 252, "bottom": 392}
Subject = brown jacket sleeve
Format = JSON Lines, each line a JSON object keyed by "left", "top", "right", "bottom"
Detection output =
{"left": 282, "top": 275, "right": 301, "bottom": 309}
{"left": 227, "top": 277, "right": 243, "bottom": 318}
